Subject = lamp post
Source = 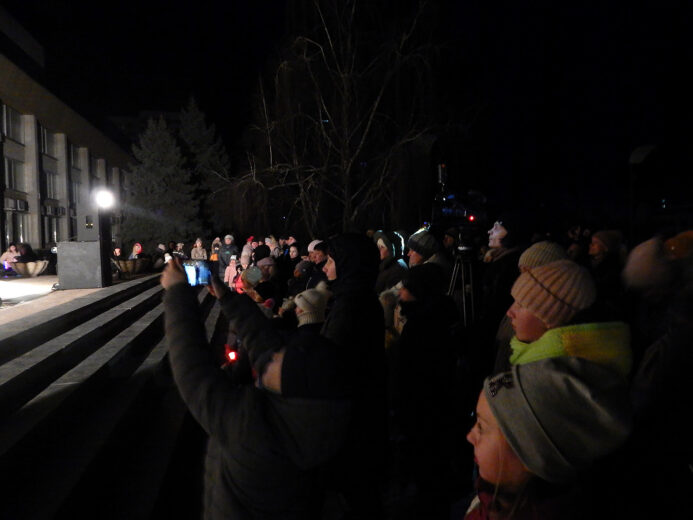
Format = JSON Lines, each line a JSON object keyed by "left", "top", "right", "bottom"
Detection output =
{"left": 95, "top": 189, "right": 115, "bottom": 287}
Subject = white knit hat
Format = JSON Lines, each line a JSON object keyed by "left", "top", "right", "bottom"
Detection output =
{"left": 307, "top": 239, "right": 323, "bottom": 253}
{"left": 294, "top": 287, "right": 329, "bottom": 326}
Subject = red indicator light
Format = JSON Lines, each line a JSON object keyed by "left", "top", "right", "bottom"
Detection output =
{"left": 228, "top": 351, "right": 237, "bottom": 362}
{"left": 468, "top": 215, "right": 475, "bottom": 222}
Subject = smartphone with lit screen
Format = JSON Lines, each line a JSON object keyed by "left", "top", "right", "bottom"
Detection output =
{"left": 184, "top": 260, "right": 211, "bottom": 286}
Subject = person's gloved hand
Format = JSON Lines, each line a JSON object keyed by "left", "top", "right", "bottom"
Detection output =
{"left": 207, "top": 273, "right": 229, "bottom": 300}
{"left": 161, "top": 258, "right": 186, "bottom": 289}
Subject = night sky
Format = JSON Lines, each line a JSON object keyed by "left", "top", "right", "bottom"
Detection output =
{"left": 8, "top": 0, "right": 286, "bottom": 143}
{"left": 6, "top": 1, "right": 692, "bottom": 235}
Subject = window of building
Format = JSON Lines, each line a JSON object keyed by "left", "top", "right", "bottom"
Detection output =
{"left": 44, "top": 170, "right": 58, "bottom": 199}
{"left": 4, "top": 198, "right": 30, "bottom": 245}
{"left": 1, "top": 104, "right": 23, "bottom": 143}
{"left": 69, "top": 173, "right": 81, "bottom": 205}
{"left": 89, "top": 156, "right": 100, "bottom": 191}
{"left": 4, "top": 157, "right": 25, "bottom": 192}
{"left": 70, "top": 144, "right": 81, "bottom": 169}
{"left": 43, "top": 215, "right": 59, "bottom": 245}
{"left": 69, "top": 216, "right": 77, "bottom": 240}
{"left": 40, "top": 126, "right": 56, "bottom": 157}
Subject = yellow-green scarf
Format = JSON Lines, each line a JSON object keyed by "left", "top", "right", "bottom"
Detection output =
{"left": 510, "top": 321, "right": 632, "bottom": 377}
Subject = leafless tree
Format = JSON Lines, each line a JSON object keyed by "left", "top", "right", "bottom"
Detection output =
{"left": 225, "top": 0, "right": 435, "bottom": 237}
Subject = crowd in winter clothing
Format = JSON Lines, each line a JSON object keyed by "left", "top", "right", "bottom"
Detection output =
{"left": 159, "top": 220, "right": 693, "bottom": 519}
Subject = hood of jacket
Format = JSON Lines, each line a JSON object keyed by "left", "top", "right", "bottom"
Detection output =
{"left": 510, "top": 321, "right": 632, "bottom": 377}
{"left": 327, "top": 233, "right": 380, "bottom": 294}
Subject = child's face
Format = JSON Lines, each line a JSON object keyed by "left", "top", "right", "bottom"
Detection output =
{"left": 467, "top": 392, "right": 530, "bottom": 492}
{"left": 507, "top": 301, "right": 548, "bottom": 342}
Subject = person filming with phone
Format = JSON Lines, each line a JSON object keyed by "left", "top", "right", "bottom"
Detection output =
{"left": 161, "top": 258, "right": 352, "bottom": 519}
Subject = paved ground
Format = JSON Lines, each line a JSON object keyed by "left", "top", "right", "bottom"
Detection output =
{"left": 0, "top": 275, "right": 102, "bottom": 326}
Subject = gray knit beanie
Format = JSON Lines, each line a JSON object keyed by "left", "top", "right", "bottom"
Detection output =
{"left": 241, "top": 266, "right": 262, "bottom": 287}
{"left": 407, "top": 229, "right": 439, "bottom": 260}
{"left": 484, "top": 356, "right": 631, "bottom": 484}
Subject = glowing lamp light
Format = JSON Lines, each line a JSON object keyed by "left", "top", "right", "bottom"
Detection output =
{"left": 228, "top": 351, "right": 237, "bottom": 362}
{"left": 468, "top": 215, "right": 476, "bottom": 222}
{"left": 95, "top": 189, "right": 115, "bottom": 209}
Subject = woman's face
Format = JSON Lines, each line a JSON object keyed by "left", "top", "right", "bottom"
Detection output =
{"left": 467, "top": 392, "right": 530, "bottom": 492}
{"left": 195, "top": 240, "right": 202, "bottom": 248}
{"left": 506, "top": 301, "right": 548, "bottom": 342}
{"left": 323, "top": 255, "right": 337, "bottom": 281}
{"left": 289, "top": 246, "right": 299, "bottom": 259}
{"left": 488, "top": 221, "right": 508, "bottom": 249}
{"left": 134, "top": 244, "right": 142, "bottom": 254}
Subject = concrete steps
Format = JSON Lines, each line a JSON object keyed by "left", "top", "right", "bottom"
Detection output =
{"left": 0, "top": 278, "right": 222, "bottom": 519}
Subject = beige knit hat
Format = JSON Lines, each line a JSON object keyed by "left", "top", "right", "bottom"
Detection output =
{"left": 511, "top": 259, "right": 596, "bottom": 328}
{"left": 294, "top": 287, "right": 329, "bottom": 326}
{"left": 518, "top": 241, "right": 568, "bottom": 270}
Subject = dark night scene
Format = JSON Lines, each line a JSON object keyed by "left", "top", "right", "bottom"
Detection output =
{"left": 1, "top": 1, "right": 691, "bottom": 518}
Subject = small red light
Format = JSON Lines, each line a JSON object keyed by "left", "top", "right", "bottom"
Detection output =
{"left": 468, "top": 215, "right": 475, "bottom": 222}
{"left": 228, "top": 351, "right": 237, "bottom": 362}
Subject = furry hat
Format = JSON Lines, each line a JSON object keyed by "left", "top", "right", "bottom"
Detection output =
{"left": 511, "top": 260, "right": 596, "bottom": 328}
{"left": 484, "top": 356, "right": 631, "bottom": 483}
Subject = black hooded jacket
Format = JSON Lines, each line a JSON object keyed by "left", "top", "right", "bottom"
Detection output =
{"left": 165, "top": 284, "right": 351, "bottom": 519}
{"left": 321, "top": 233, "right": 387, "bottom": 511}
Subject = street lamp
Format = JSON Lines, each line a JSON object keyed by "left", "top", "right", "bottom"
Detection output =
{"left": 57, "top": 188, "right": 117, "bottom": 289}
{"left": 95, "top": 189, "right": 115, "bottom": 286}
{"left": 95, "top": 189, "right": 115, "bottom": 210}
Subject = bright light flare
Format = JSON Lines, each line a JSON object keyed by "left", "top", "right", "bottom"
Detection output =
{"left": 95, "top": 189, "right": 115, "bottom": 209}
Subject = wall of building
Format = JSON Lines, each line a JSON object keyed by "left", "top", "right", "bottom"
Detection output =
{"left": 1, "top": 55, "right": 130, "bottom": 253}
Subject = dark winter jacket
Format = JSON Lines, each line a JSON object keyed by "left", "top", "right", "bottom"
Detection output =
{"left": 305, "top": 260, "right": 327, "bottom": 289}
{"left": 165, "top": 283, "right": 351, "bottom": 519}
{"left": 321, "top": 233, "right": 386, "bottom": 512}
{"left": 390, "top": 294, "right": 459, "bottom": 439}
{"left": 374, "top": 255, "right": 407, "bottom": 294}
{"left": 472, "top": 247, "right": 522, "bottom": 377}
{"left": 217, "top": 242, "right": 239, "bottom": 276}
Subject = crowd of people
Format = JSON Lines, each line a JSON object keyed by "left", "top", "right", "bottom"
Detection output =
{"left": 1, "top": 242, "right": 39, "bottom": 275}
{"left": 156, "top": 220, "right": 693, "bottom": 519}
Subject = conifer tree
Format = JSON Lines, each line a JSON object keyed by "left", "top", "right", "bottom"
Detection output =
{"left": 179, "top": 97, "right": 232, "bottom": 231}
{"left": 121, "top": 116, "right": 201, "bottom": 251}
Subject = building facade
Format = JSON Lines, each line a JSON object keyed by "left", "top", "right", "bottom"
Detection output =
{"left": 1, "top": 7, "right": 130, "bottom": 254}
